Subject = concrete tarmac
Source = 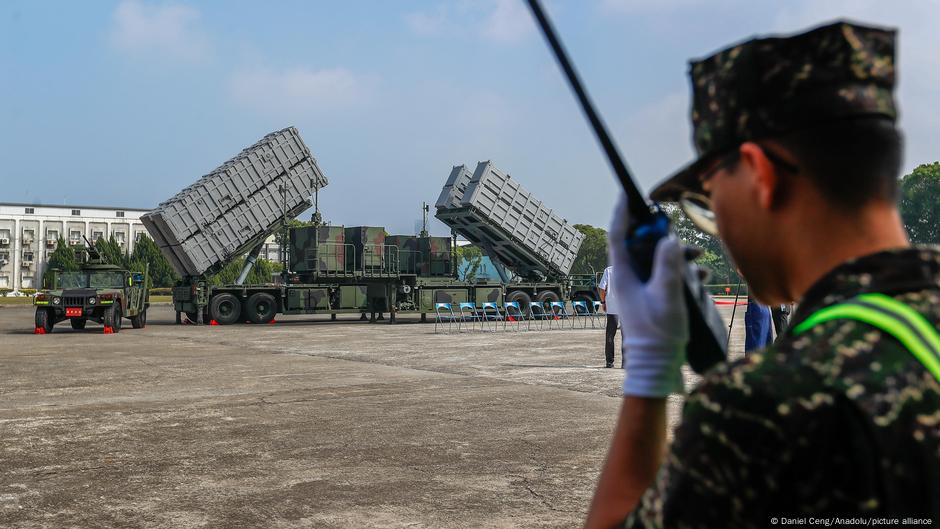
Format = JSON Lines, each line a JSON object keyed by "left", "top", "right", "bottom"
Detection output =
{"left": 0, "top": 304, "right": 746, "bottom": 528}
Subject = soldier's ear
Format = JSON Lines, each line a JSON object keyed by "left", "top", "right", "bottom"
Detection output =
{"left": 739, "top": 142, "right": 778, "bottom": 211}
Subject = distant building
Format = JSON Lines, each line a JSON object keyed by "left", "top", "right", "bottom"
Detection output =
{"left": 0, "top": 203, "right": 150, "bottom": 291}
{"left": 0, "top": 203, "right": 282, "bottom": 292}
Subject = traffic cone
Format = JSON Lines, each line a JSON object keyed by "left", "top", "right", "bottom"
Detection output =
{"left": 269, "top": 319, "right": 277, "bottom": 325}
{"left": 33, "top": 327, "right": 46, "bottom": 335}
{"left": 210, "top": 320, "right": 220, "bottom": 326}
{"left": 507, "top": 315, "right": 515, "bottom": 322}
{"left": 103, "top": 326, "right": 114, "bottom": 334}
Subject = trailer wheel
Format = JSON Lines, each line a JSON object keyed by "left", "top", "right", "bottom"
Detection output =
{"left": 507, "top": 290, "right": 532, "bottom": 318}
{"left": 35, "top": 309, "right": 54, "bottom": 334}
{"left": 70, "top": 318, "right": 87, "bottom": 330}
{"left": 210, "top": 293, "right": 241, "bottom": 325}
{"left": 131, "top": 309, "right": 147, "bottom": 329}
{"left": 536, "top": 291, "right": 560, "bottom": 314}
{"left": 245, "top": 292, "right": 277, "bottom": 324}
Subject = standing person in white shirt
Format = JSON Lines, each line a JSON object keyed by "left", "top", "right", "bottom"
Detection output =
{"left": 597, "top": 266, "right": 622, "bottom": 368}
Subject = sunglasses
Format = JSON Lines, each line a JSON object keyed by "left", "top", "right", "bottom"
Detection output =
{"left": 678, "top": 146, "right": 799, "bottom": 236}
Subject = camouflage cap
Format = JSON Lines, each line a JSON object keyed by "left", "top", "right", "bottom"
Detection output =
{"left": 650, "top": 20, "right": 897, "bottom": 202}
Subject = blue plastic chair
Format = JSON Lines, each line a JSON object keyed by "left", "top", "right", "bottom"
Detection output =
{"left": 434, "top": 303, "right": 456, "bottom": 333}
{"left": 481, "top": 302, "right": 502, "bottom": 331}
{"left": 593, "top": 300, "right": 605, "bottom": 328}
{"left": 527, "top": 302, "right": 548, "bottom": 331}
{"left": 458, "top": 302, "right": 479, "bottom": 332}
{"left": 549, "top": 301, "right": 570, "bottom": 330}
{"left": 571, "top": 300, "right": 592, "bottom": 329}
{"left": 503, "top": 301, "right": 525, "bottom": 331}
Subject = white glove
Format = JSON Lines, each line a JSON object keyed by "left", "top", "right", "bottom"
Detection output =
{"left": 608, "top": 194, "right": 689, "bottom": 397}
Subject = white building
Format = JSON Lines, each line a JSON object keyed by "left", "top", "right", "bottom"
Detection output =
{"left": 0, "top": 202, "right": 283, "bottom": 292}
{"left": 0, "top": 203, "right": 151, "bottom": 292}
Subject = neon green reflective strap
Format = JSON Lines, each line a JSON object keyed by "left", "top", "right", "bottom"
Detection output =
{"left": 857, "top": 293, "right": 940, "bottom": 355}
{"left": 794, "top": 296, "right": 940, "bottom": 383}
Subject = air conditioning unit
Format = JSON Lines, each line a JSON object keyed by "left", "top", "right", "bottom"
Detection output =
{"left": 46, "top": 238, "right": 57, "bottom": 247}
{"left": 68, "top": 239, "right": 81, "bottom": 246}
{"left": 0, "top": 238, "right": 8, "bottom": 246}
{"left": 0, "top": 259, "right": 7, "bottom": 266}
{"left": 21, "top": 261, "right": 32, "bottom": 268}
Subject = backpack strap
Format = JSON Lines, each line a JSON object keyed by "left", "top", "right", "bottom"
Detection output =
{"left": 793, "top": 293, "right": 940, "bottom": 383}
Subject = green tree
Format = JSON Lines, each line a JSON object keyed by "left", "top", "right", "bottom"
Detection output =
{"left": 663, "top": 204, "right": 735, "bottom": 284}
{"left": 42, "top": 237, "right": 79, "bottom": 287}
{"left": 899, "top": 162, "right": 940, "bottom": 244}
{"left": 572, "top": 224, "right": 608, "bottom": 275}
{"left": 455, "top": 245, "right": 483, "bottom": 282}
{"left": 95, "top": 236, "right": 129, "bottom": 268}
{"left": 207, "top": 257, "right": 279, "bottom": 286}
{"left": 130, "top": 235, "right": 179, "bottom": 288}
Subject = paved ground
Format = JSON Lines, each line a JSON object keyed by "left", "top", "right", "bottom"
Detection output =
{"left": 0, "top": 303, "right": 746, "bottom": 528}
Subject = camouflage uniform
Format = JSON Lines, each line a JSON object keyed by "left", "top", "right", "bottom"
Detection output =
{"left": 627, "top": 21, "right": 939, "bottom": 528}
{"left": 625, "top": 248, "right": 940, "bottom": 527}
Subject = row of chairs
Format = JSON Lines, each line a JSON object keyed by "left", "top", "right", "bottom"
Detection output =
{"left": 433, "top": 300, "right": 607, "bottom": 333}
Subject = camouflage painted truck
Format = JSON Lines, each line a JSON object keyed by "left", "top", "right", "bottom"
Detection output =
{"left": 142, "top": 127, "right": 503, "bottom": 325}
{"left": 34, "top": 244, "right": 150, "bottom": 334}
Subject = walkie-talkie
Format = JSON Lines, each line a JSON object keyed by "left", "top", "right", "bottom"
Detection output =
{"left": 526, "top": 0, "right": 727, "bottom": 374}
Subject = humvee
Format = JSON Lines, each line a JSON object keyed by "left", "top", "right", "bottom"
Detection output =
{"left": 34, "top": 245, "right": 149, "bottom": 334}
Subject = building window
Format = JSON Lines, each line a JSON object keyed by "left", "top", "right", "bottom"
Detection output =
{"left": 71, "top": 209, "right": 81, "bottom": 216}
{"left": 92, "top": 231, "right": 104, "bottom": 241}
{"left": 0, "top": 231, "right": 9, "bottom": 245}
{"left": 24, "top": 207, "right": 34, "bottom": 214}
{"left": 0, "top": 252, "right": 9, "bottom": 263}
{"left": 0, "top": 275, "right": 8, "bottom": 287}
{"left": 69, "top": 230, "right": 82, "bottom": 245}
{"left": 21, "top": 275, "right": 33, "bottom": 288}
{"left": 22, "top": 252, "right": 34, "bottom": 263}
{"left": 116, "top": 211, "right": 125, "bottom": 218}
{"left": 22, "top": 229, "right": 35, "bottom": 243}
{"left": 115, "top": 232, "right": 126, "bottom": 246}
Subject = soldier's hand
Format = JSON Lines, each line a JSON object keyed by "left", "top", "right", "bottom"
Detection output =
{"left": 608, "top": 193, "right": 687, "bottom": 397}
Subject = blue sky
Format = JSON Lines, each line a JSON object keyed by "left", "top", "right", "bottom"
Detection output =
{"left": 2, "top": 0, "right": 937, "bottom": 236}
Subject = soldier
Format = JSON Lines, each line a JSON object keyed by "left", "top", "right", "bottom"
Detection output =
{"left": 586, "top": 21, "right": 939, "bottom": 528}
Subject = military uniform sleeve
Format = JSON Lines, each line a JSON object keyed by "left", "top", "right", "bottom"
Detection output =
{"left": 623, "top": 358, "right": 792, "bottom": 529}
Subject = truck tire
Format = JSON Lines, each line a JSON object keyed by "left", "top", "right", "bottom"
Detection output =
{"left": 507, "top": 290, "right": 532, "bottom": 318}
{"left": 35, "top": 309, "right": 54, "bottom": 334}
{"left": 131, "top": 309, "right": 147, "bottom": 329}
{"left": 572, "top": 295, "right": 594, "bottom": 315}
{"left": 210, "top": 293, "right": 241, "bottom": 325}
{"left": 245, "top": 292, "right": 277, "bottom": 324}
{"left": 70, "top": 318, "right": 87, "bottom": 330}
{"left": 536, "top": 291, "right": 560, "bottom": 314}
{"left": 105, "top": 303, "right": 123, "bottom": 333}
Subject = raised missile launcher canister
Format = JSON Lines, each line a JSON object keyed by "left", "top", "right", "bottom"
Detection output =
{"left": 435, "top": 160, "right": 583, "bottom": 280}
{"left": 141, "top": 127, "right": 328, "bottom": 278}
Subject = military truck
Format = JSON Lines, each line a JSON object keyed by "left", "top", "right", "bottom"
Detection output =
{"left": 143, "top": 127, "right": 596, "bottom": 325}
{"left": 34, "top": 244, "right": 150, "bottom": 334}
